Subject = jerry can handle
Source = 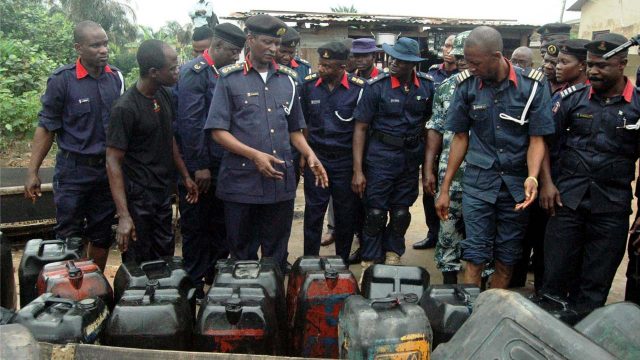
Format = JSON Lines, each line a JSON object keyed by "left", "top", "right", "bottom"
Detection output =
{"left": 37, "top": 239, "right": 65, "bottom": 255}
{"left": 143, "top": 280, "right": 159, "bottom": 304}
{"left": 232, "top": 260, "right": 261, "bottom": 269}
{"left": 541, "top": 292, "right": 569, "bottom": 311}
{"left": 44, "top": 296, "right": 76, "bottom": 307}
{"left": 140, "top": 259, "right": 168, "bottom": 272}
{"left": 453, "top": 285, "right": 471, "bottom": 303}
{"left": 321, "top": 258, "right": 339, "bottom": 279}
{"left": 65, "top": 260, "right": 82, "bottom": 276}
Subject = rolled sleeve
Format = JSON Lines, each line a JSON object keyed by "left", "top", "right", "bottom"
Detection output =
{"left": 286, "top": 85, "right": 306, "bottom": 132}
{"left": 204, "top": 77, "right": 231, "bottom": 131}
{"left": 176, "top": 71, "right": 211, "bottom": 170}
{"left": 445, "top": 85, "right": 471, "bottom": 133}
{"left": 37, "top": 73, "right": 66, "bottom": 132}
{"left": 354, "top": 85, "right": 379, "bottom": 124}
{"left": 527, "top": 81, "right": 555, "bottom": 136}
{"left": 106, "top": 106, "right": 134, "bottom": 151}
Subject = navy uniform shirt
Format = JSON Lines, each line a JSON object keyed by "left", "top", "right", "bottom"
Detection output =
{"left": 204, "top": 59, "right": 306, "bottom": 204}
{"left": 301, "top": 72, "right": 366, "bottom": 152}
{"left": 427, "top": 63, "right": 459, "bottom": 88}
{"left": 38, "top": 59, "right": 124, "bottom": 155}
{"left": 553, "top": 79, "right": 640, "bottom": 213}
{"left": 290, "top": 57, "right": 311, "bottom": 82}
{"left": 446, "top": 62, "right": 555, "bottom": 203}
{"left": 175, "top": 50, "right": 223, "bottom": 172}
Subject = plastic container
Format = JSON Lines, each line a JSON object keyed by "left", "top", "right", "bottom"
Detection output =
{"left": 194, "top": 286, "right": 278, "bottom": 354}
{"left": 339, "top": 293, "right": 432, "bottom": 360}
{"left": 1, "top": 231, "right": 17, "bottom": 310}
{"left": 432, "top": 289, "right": 617, "bottom": 360}
{"left": 13, "top": 293, "right": 108, "bottom": 344}
{"left": 529, "top": 292, "right": 585, "bottom": 325}
{"left": 1, "top": 305, "right": 16, "bottom": 324}
{"left": 287, "top": 256, "right": 359, "bottom": 358}
{"left": 36, "top": 259, "right": 114, "bottom": 309}
{"left": 419, "top": 284, "right": 480, "bottom": 348}
{"left": 574, "top": 302, "right": 640, "bottom": 360}
{"left": 104, "top": 279, "right": 193, "bottom": 350}
{"left": 361, "top": 264, "right": 430, "bottom": 299}
{"left": 18, "top": 237, "right": 84, "bottom": 307}
{"left": 0, "top": 324, "right": 40, "bottom": 360}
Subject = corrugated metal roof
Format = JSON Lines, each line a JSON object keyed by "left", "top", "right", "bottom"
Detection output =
{"left": 224, "top": 10, "right": 537, "bottom": 27}
{"left": 568, "top": 0, "right": 588, "bottom": 11}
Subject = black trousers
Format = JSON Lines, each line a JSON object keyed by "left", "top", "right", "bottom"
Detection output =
{"left": 625, "top": 209, "right": 640, "bottom": 305}
{"left": 510, "top": 202, "right": 546, "bottom": 290}
{"left": 542, "top": 195, "right": 628, "bottom": 311}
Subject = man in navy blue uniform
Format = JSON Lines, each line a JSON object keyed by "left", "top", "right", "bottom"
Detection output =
{"left": 351, "top": 38, "right": 382, "bottom": 80}
{"left": 300, "top": 41, "right": 366, "bottom": 263}
{"left": 352, "top": 37, "right": 434, "bottom": 273}
{"left": 25, "top": 21, "right": 124, "bottom": 271}
{"left": 191, "top": 26, "right": 214, "bottom": 58}
{"left": 435, "top": 26, "right": 554, "bottom": 289}
{"left": 276, "top": 26, "right": 311, "bottom": 83}
{"left": 541, "top": 33, "right": 640, "bottom": 312}
{"left": 205, "top": 15, "right": 328, "bottom": 272}
{"left": 174, "top": 23, "right": 245, "bottom": 297}
{"left": 426, "top": 34, "right": 459, "bottom": 88}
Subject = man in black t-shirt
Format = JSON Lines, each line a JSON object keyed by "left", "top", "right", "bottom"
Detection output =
{"left": 106, "top": 40, "right": 198, "bottom": 263}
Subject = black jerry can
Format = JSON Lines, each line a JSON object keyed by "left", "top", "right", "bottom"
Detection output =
{"left": 13, "top": 293, "right": 108, "bottom": 344}
{"left": 529, "top": 292, "right": 587, "bottom": 325}
{"left": 361, "top": 264, "right": 430, "bottom": 299}
{"left": 104, "top": 280, "right": 194, "bottom": 350}
{"left": 194, "top": 286, "right": 278, "bottom": 354}
{"left": 288, "top": 256, "right": 359, "bottom": 358}
{"left": 419, "top": 284, "right": 480, "bottom": 348}
{"left": 113, "top": 256, "right": 195, "bottom": 313}
{"left": 432, "top": 289, "right": 617, "bottom": 360}
{"left": 339, "top": 293, "right": 432, "bottom": 360}
{"left": 18, "top": 237, "right": 84, "bottom": 307}
{"left": 574, "top": 302, "right": 640, "bottom": 360}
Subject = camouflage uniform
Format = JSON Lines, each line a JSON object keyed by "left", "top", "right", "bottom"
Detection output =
{"left": 426, "top": 75, "right": 465, "bottom": 272}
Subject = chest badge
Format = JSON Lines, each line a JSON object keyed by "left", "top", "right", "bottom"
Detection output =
{"left": 416, "top": 96, "right": 422, "bottom": 101}
{"left": 390, "top": 98, "right": 401, "bottom": 103}
{"left": 247, "top": 92, "right": 259, "bottom": 97}
{"left": 78, "top": 98, "right": 90, "bottom": 104}
{"left": 152, "top": 99, "right": 161, "bottom": 113}
{"left": 472, "top": 104, "right": 487, "bottom": 110}
{"left": 310, "top": 99, "right": 321, "bottom": 105}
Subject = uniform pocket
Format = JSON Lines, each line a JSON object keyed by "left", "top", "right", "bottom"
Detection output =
{"left": 219, "top": 156, "right": 264, "bottom": 196}
{"left": 380, "top": 99, "right": 403, "bottom": 115}
{"left": 67, "top": 101, "right": 91, "bottom": 123}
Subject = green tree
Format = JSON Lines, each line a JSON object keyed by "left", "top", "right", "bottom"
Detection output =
{"left": 330, "top": 5, "right": 358, "bottom": 13}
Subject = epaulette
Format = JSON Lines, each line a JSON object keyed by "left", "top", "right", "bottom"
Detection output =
{"left": 417, "top": 72, "right": 434, "bottom": 82}
{"left": 349, "top": 75, "right": 365, "bottom": 87}
{"left": 219, "top": 63, "right": 244, "bottom": 77}
{"left": 524, "top": 68, "right": 545, "bottom": 82}
{"left": 296, "top": 57, "right": 311, "bottom": 66}
{"left": 560, "top": 83, "right": 588, "bottom": 99}
{"left": 278, "top": 65, "right": 298, "bottom": 81}
{"left": 109, "top": 64, "right": 121, "bottom": 73}
{"left": 191, "top": 60, "right": 208, "bottom": 73}
{"left": 304, "top": 73, "right": 319, "bottom": 83}
{"left": 429, "top": 63, "right": 439, "bottom": 70}
{"left": 52, "top": 63, "right": 77, "bottom": 75}
{"left": 367, "top": 71, "right": 390, "bottom": 85}
{"left": 455, "top": 69, "right": 472, "bottom": 84}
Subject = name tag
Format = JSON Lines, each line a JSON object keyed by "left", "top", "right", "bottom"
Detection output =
{"left": 310, "top": 99, "right": 321, "bottom": 105}
{"left": 390, "top": 98, "right": 400, "bottom": 103}
{"left": 246, "top": 92, "right": 259, "bottom": 97}
{"left": 576, "top": 113, "right": 593, "bottom": 119}
{"left": 78, "top": 98, "right": 90, "bottom": 104}
{"left": 472, "top": 104, "right": 487, "bottom": 110}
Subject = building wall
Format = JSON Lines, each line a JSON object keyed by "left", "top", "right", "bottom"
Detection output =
{"left": 577, "top": 0, "right": 639, "bottom": 55}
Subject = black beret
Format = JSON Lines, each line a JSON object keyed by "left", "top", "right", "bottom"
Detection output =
{"left": 558, "top": 39, "right": 589, "bottom": 60}
{"left": 537, "top": 23, "right": 572, "bottom": 37}
{"left": 245, "top": 14, "right": 287, "bottom": 38}
{"left": 585, "top": 32, "right": 628, "bottom": 55}
{"left": 192, "top": 26, "right": 213, "bottom": 41}
{"left": 213, "top": 23, "right": 246, "bottom": 49}
{"left": 317, "top": 41, "right": 349, "bottom": 61}
{"left": 545, "top": 40, "right": 560, "bottom": 57}
{"left": 281, "top": 26, "right": 300, "bottom": 48}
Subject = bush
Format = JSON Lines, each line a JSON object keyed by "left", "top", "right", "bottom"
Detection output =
{"left": 0, "top": 88, "right": 41, "bottom": 145}
{"left": 0, "top": 37, "right": 56, "bottom": 96}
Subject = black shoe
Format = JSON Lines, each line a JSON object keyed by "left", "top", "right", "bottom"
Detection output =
{"left": 413, "top": 236, "right": 437, "bottom": 249}
{"left": 348, "top": 248, "right": 361, "bottom": 265}
{"left": 283, "top": 261, "right": 292, "bottom": 275}
{"left": 195, "top": 287, "right": 205, "bottom": 305}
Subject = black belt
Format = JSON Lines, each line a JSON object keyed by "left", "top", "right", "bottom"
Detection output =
{"left": 312, "top": 144, "right": 351, "bottom": 160}
{"left": 370, "top": 129, "right": 423, "bottom": 148}
{"left": 61, "top": 150, "right": 105, "bottom": 166}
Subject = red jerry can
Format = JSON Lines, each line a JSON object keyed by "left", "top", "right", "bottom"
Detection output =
{"left": 287, "top": 256, "right": 359, "bottom": 358}
{"left": 36, "top": 260, "right": 114, "bottom": 309}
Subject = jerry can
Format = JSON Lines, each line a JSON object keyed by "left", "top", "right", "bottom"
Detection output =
{"left": 339, "top": 293, "right": 432, "bottom": 360}
{"left": 104, "top": 279, "right": 193, "bottom": 350}
{"left": 529, "top": 292, "right": 586, "bottom": 325}
{"left": 36, "top": 259, "right": 114, "bottom": 309}
{"left": 361, "top": 264, "right": 430, "bottom": 299}
{"left": 1, "top": 231, "right": 17, "bottom": 310}
{"left": 194, "top": 286, "right": 278, "bottom": 354}
{"left": 13, "top": 293, "right": 108, "bottom": 344}
{"left": 419, "top": 284, "right": 480, "bottom": 348}
{"left": 18, "top": 237, "right": 84, "bottom": 307}
{"left": 0, "top": 324, "right": 40, "bottom": 359}
{"left": 1, "top": 305, "right": 16, "bottom": 324}
{"left": 287, "top": 256, "right": 359, "bottom": 358}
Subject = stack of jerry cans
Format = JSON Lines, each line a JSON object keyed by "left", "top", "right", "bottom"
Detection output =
{"left": 19, "top": 237, "right": 84, "bottom": 307}
{"left": 419, "top": 284, "right": 480, "bottom": 348}
{"left": 13, "top": 293, "right": 108, "bottom": 344}
{"left": 287, "top": 256, "right": 359, "bottom": 358}
{"left": 361, "top": 264, "right": 430, "bottom": 299}
{"left": 432, "top": 289, "right": 617, "bottom": 359}
{"left": 194, "top": 286, "right": 278, "bottom": 354}
{"left": 36, "top": 259, "right": 114, "bottom": 309}
{"left": 339, "top": 293, "right": 432, "bottom": 359}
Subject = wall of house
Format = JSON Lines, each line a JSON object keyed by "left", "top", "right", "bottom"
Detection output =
{"left": 577, "top": 0, "right": 639, "bottom": 55}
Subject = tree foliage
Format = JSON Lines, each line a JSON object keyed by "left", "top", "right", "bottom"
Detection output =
{"left": 330, "top": 5, "right": 358, "bottom": 13}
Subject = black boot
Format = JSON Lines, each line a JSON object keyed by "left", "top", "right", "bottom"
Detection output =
{"left": 442, "top": 271, "right": 458, "bottom": 284}
{"left": 413, "top": 235, "right": 437, "bottom": 249}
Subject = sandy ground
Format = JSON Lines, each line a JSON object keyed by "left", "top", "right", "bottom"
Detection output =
{"left": 9, "top": 179, "right": 631, "bottom": 309}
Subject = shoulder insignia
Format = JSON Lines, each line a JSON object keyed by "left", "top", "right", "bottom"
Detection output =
{"left": 349, "top": 75, "right": 365, "bottom": 87}
{"left": 304, "top": 73, "right": 319, "bottom": 82}
{"left": 560, "top": 83, "right": 588, "bottom": 99}
{"left": 417, "top": 72, "right": 434, "bottom": 81}
{"left": 192, "top": 61, "right": 207, "bottom": 73}
{"left": 219, "top": 63, "right": 243, "bottom": 77}
{"left": 296, "top": 57, "right": 310, "bottom": 66}
{"left": 524, "top": 68, "right": 545, "bottom": 82}
{"left": 52, "top": 63, "right": 75, "bottom": 75}
{"left": 278, "top": 65, "right": 298, "bottom": 81}
{"left": 108, "top": 64, "right": 121, "bottom": 73}
{"left": 455, "top": 69, "right": 472, "bottom": 84}
{"left": 368, "top": 72, "right": 390, "bottom": 85}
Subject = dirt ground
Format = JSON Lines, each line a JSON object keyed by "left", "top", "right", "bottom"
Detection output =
{"left": 8, "top": 178, "right": 631, "bottom": 309}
